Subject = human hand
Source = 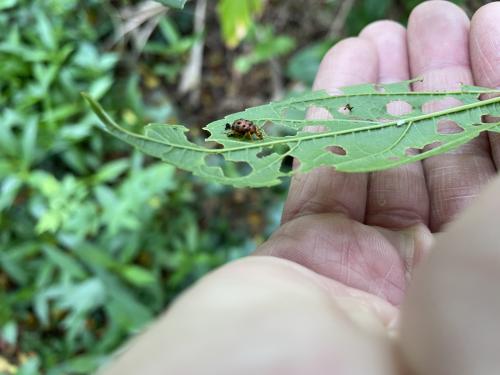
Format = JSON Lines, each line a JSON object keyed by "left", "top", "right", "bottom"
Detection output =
{"left": 100, "top": 2, "right": 500, "bottom": 374}
{"left": 257, "top": 0, "right": 500, "bottom": 306}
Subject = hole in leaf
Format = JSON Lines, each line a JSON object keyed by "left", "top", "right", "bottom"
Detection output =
{"left": 257, "top": 144, "right": 290, "bottom": 159}
{"left": 205, "top": 154, "right": 224, "bottom": 167}
{"left": 436, "top": 119, "right": 464, "bottom": 134}
{"left": 479, "top": 92, "right": 500, "bottom": 101}
{"left": 481, "top": 114, "right": 500, "bottom": 124}
{"left": 386, "top": 100, "right": 412, "bottom": 116}
{"left": 421, "top": 98, "right": 463, "bottom": 114}
{"left": 263, "top": 121, "right": 297, "bottom": 137}
{"left": 405, "top": 147, "right": 421, "bottom": 156}
{"left": 205, "top": 141, "right": 224, "bottom": 149}
{"left": 307, "top": 106, "right": 333, "bottom": 121}
{"left": 192, "top": 128, "right": 211, "bottom": 142}
{"left": 281, "top": 106, "right": 306, "bottom": 120}
{"left": 405, "top": 141, "right": 444, "bottom": 156}
{"left": 230, "top": 161, "right": 252, "bottom": 177}
{"left": 205, "top": 155, "right": 252, "bottom": 177}
{"left": 325, "top": 145, "right": 347, "bottom": 156}
{"left": 257, "top": 148, "right": 274, "bottom": 158}
{"left": 280, "top": 156, "right": 294, "bottom": 174}
{"left": 422, "top": 141, "right": 443, "bottom": 152}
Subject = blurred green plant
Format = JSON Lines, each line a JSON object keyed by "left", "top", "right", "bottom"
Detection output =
{"left": 0, "top": 1, "right": 249, "bottom": 373}
{"left": 143, "top": 17, "right": 199, "bottom": 83}
{"left": 286, "top": 40, "right": 333, "bottom": 86}
{"left": 234, "top": 25, "right": 295, "bottom": 74}
{"left": 217, "top": 0, "right": 265, "bottom": 48}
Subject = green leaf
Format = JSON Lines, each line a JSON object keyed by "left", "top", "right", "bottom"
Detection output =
{"left": 35, "top": 11, "right": 57, "bottom": 50}
{"left": 88, "top": 75, "right": 114, "bottom": 100}
{"left": 286, "top": 40, "right": 332, "bottom": 86}
{"left": 93, "top": 159, "right": 129, "bottom": 183}
{"left": 0, "top": 0, "right": 17, "bottom": 10}
{"left": 17, "top": 357, "right": 40, "bottom": 375}
{"left": 48, "top": 354, "right": 106, "bottom": 375}
{"left": 234, "top": 27, "right": 295, "bottom": 74}
{"left": 96, "top": 269, "right": 153, "bottom": 330}
{"left": 82, "top": 81, "right": 500, "bottom": 188}
{"left": 0, "top": 175, "right": 22, "bottom": 211}
{"left": 120, "top": 266, "right": 156, "bottom": 286}
{"left": 1, "top": 321, "right": 18, "bottom": 346}
{"left": 42, "top": 245, "right": 87, "bottom": 280}
{"left": 21, "top": 117, "right": 38, "bottom": 169}
{"left": 155, "top": 0, "right": 188, "bottom": 9}
{"left": 217, "top": 0, "right": 265, "bottom": 48}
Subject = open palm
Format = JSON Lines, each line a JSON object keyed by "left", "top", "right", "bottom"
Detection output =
{"left": 102, "top": 2, "right": 500, "bottom": 374}
{"left": 257, "top": 0, "right": 498, "bottom": 307}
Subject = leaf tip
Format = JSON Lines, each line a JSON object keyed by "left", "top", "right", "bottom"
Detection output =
{"left": 80, "top": 91, "right": 93, "bottom": 105}
{"left": 80, "top": 92, "right": 105, "bottom": 117}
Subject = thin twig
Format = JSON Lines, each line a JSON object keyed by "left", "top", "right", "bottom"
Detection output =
{"left": 328, "top": 0, "right": 356, "bottom": 39}
{"left": 109, "top": 1, "right": 167, "bottom": 54}
{"left": 178, "top": 0, "right": 207, "bottom": 106}
{"left": 269, "top": 58, "right": 285, "bottom": 101}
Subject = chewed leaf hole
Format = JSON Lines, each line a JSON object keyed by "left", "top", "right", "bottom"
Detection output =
{"left": 280, "top": 155, "right": 294, "bottom": 174}
{"left": 306, "top": 106, "right": 333, "bottom": 121}
{"left": 257, "top": 144, "right": 290, "bottom": 159}
{"left": 436, "top": 119, "right": 464, "bottom": 134}
{"left": 325, "top": 145, "right": 347, "bottom": 156}
{"left": 422, "top": 141, "right": 443, "bottom": 151}
{"left": 205, "top": 154, "right": 224, "bottom": 167}
{"left": 480, "top": 114, "right": 500, "bottom": 123}
{"left": 205, "top": 140, "right": 224, "bottom": 149}
{"left": 386, "top": 100, "right": 412, "bottom": 116}
{"left": 421, "top": 98, "right": 463, "bottom": 114}
{"left": 205, "top": 155, "right": 252, "bottom": 177}
{"left": 230, "top": 161, "right": 252, "bottom": 177}
{"left": 405, "top": 141, "right": 444, "bottom": 156}
{"left": 257, "top": 148, "right": 274, "bottom": 158}
{"left": 263, "top": 121, "right": 297, "bottom": 136}
{"left": 405, "top": 147, "right": 420, "bottom": 156}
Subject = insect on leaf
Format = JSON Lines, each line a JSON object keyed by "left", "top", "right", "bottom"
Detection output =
{"left": 82, "top": 80, "right": 500, "bottom": 188}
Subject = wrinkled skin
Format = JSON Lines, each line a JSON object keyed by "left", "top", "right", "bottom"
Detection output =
{"left": 101, "top": 2, "right": 500, "bottom": 374}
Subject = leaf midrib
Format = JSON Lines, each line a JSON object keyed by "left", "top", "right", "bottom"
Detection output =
{"left": 208, "top": 95, "right": 500, "bottom": 153}
{"left": 86, "top": 92, "right": 500, "bottom": 154}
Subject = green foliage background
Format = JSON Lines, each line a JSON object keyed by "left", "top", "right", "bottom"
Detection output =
{"left": 0, "top": 0, "right": 489, "bottom": 373}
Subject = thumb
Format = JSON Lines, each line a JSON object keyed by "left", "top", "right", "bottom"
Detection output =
{"left": 400, "top": 175, "right": 500, "bottom": 375}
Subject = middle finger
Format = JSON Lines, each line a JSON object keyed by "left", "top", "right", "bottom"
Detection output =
{"left": 360, "top": 21, "right": 430, "bottom": 229}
